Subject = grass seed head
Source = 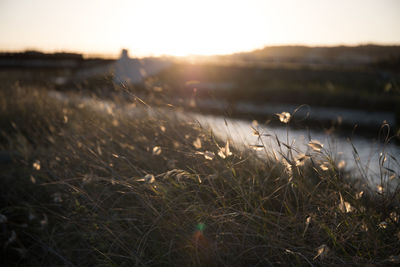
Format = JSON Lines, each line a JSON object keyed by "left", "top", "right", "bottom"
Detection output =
{"left": 276, "top": 112, "right": 291, "bottom": 123}
{"left": 153, "top": 146, "right": 162, "bottom": 155}
{"left": 193, "top": 137, "right": 202, "bottom": 149}
{"left": 314, "top": 244, "right": 330, "bottom": 260}
{"left": 320, "top": 162, "right": 329, "bottom": 171}
{"left": 33, "top": 160, "right": 41, "bottom": 170}
{"left": 308, "top": 140, "right": 323, "bottom": 152}
{"left": 203, "top": 151, "right": 215, "bottom": 160}
{"left": 218, "top": 140, "right": 232, "bottom": 159}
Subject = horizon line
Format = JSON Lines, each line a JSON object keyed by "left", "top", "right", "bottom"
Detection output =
{"left": 1, "top": 42, "right": 400, "bottom": 59}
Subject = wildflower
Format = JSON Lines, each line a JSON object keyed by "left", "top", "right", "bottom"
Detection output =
{"left": 218, "top": 140, "right": 233, "bottom": 159}
{"left": 152, "top": 146, "right": 162, "bottom": 155}
{"left": 314, "top": 244, "right": 330, "bottom": 260}
{"left": 320, "top": 162, "right": 329, "bottom": 171}
{"left": 193, "top": 137, "right": 202, "bottom": 149}
{"left": 295, "top": 153, "right": 308, "bottom": 166}
{"left": 308, "top": 140, "right": 323, "bottom": 152}
{"left": 33, "top": 160, "right": 41, "bottom": 170}
{"left": 276, "top": 112, "right": 291, "bottom": 123}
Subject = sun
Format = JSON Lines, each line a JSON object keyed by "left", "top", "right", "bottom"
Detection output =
{"left": 120, "top": 0, "right": 270, "bottom": 56}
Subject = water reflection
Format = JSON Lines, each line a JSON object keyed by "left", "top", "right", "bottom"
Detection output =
{"left": 194, "top": 113, "right": 400, "bottom": 188}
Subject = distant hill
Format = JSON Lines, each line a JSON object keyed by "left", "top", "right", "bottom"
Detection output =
{"left": 225, "top": 45, "right": 400, "bottom": 66}
{"left": 0, "top": 50, "right": 83, "bottom": 60}
{"left": 0, "top": 50, "right": 117, "bottom": 70}
{"left": 0, "top": 51, "right": 84, "bottom": 68}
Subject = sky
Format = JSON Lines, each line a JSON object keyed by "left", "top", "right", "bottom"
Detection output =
{"left": 0, "top": 0, "right": 399, "bottom": 57}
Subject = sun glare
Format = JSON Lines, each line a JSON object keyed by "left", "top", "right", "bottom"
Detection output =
{"left": 121, "top": 0, "right": 269, "bottom": 56}
{"left": 0, "top": 0, "right": 399, "bottom": 56}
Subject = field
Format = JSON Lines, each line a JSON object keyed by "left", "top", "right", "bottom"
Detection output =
{"left": 1, "top": 82, "right": 400, "bottom": 266}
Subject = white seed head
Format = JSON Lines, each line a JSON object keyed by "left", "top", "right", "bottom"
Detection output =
{"left": 276, "top": 112, "right": 291, "bottom": 124}
{"left": 218, "top": 140, "right": 233, "bottom": 159}
{"left": 320, "top": 163, "right": 329, "bottom": 171}
{"left": 193, "top": 137, "right": 202, "bottom": 149}
{"left": 314, "top": 244, "right": 330, "bottom": 260}
{"left": 144, "top": 174, "right": 155, "bottom": 184}
{"left": 203, "top": 151, "right": 215, "bottom": 161}
{"left": 33, "top": 160, "right": 41, "bottom": 170}
{"left": 308, "top": 140, "right": 323, "bottom": 152}
{"left": 152, "top": 146, "right": 162, "bottom": 156}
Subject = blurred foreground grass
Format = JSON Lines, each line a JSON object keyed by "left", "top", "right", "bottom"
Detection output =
{"left": 0, "top": 85, "right": 399, "bottom": 266}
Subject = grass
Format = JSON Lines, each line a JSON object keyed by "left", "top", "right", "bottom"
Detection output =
{"left": 0, "top": 84, "right": 399, "bottom": 266}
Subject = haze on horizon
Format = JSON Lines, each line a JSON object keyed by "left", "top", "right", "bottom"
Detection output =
{"left": 0, "top": 0, "right": 399, "bottom": 57}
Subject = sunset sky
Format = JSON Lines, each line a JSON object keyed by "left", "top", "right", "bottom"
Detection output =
{"left": 0, "top": 0, "right": 399, "bottom": 57}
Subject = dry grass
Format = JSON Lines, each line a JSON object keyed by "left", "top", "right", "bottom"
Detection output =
{"left": 0, "top": 85, "right": 399, "bottom": 266}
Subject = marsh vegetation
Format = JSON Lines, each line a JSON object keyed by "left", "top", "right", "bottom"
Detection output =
{"left": 1, "top": 84, "right": 399, "bottom": 266}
